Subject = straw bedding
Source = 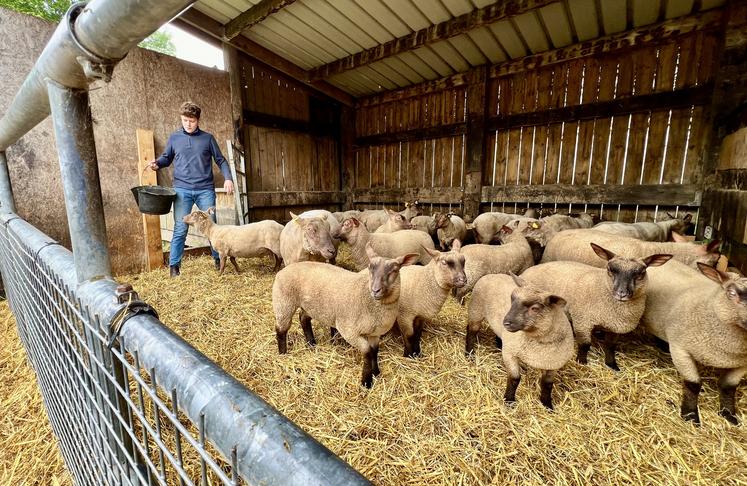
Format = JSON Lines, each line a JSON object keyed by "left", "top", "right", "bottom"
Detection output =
{"left": 2, "top": 245, "right": 747, "bottom": 485}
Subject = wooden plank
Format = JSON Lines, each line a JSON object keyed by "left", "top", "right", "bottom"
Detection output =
{"left": 663, "top": 107, "right": 692, "bottom": 184}
{"left": 485, "top": 83, "right": 713, "bottom": 130}
{"left": 243, "top": 110, "right": 336, "bottom": 136}
{"left": 354, "top": 122, "right": 467, "bottom": 146}
{"left": 308, "top": 0, "right": 557, "bottom": 80}
{"left": 357, "top": 72, "right": 470, "bottom": 107}
{"left": 682, "top": 106, "right": 706, "bottom": 184}
{"left": 354, "top": 187, "right": 463, "bottom": 204}
{"left": 224, "top": 0, "right": 297, "bottom": 40}
{"left": 247, "top": 191, "right": 345, "bottom": 208}
{"left": 463, "top": 66, "right": 488, "bottom": 219}
{"left": 136, "top": 129, "right": 164, "bottom": 271}
{"left": 489, "top": 9, "right": 722, "bottom": 77}
{"left": 531, "top": 125, "right": 548, "bottom": 184}
{"left": 481, "top": 184, "right": 702, "bottom": 206}
{"left": 573, "top": 119, "right": 595, "bottom": 184}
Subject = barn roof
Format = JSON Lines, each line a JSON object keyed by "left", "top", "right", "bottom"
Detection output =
{"left": 181, "top": 0, "right": 726, "bottom": 98}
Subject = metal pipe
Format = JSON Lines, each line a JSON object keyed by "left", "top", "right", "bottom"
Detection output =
{"left": 0, "top": 152, "right": 16, "bottom": 212}
{"left": 47, "top": 82, "right": 111, "bottom": 282}
{"left": 0, "top": 0, "right": 195, "bottom": 150}
{"left": 1, "top": 213, "right": 370, "bottom": 485}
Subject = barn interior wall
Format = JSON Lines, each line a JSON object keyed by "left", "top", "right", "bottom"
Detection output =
{"left": 350, "top": 25, "right": 721, "bottom": 225}
{"left": 0, "top": 8, "right": 232, "bottom": 275}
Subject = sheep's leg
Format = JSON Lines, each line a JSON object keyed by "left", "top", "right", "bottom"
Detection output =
{"left": 503, "top": 353, "right": 521, "bottom": 404}
{"left": 411, "top": 317, "right": 425, "bottom": 357}
{"left": 369, "top": 336, "right": 381, "bottom": 377}
{"left": 354, "top": 336, "right": 377, "bottom": 388}
{"left": 218, "top": 255, "right": 227, "bottom": 275}
{"left": 653, "top": 336, "right": 670, "bottom": 353}
{"left": 230, "top": 256, "right": 240, "bottom": 273}
{"left": 599, "top": 332, "right": 620, "bottom": 371}
{"left": 718, "top": 368, "right": 746, "bottom": 425}
{"left": 298, "top": 310, "right": 316, "bottom": 346}
{"left": 670, "top": 344, "right": 702, "bottom": 424}
{"left": 274, "top": 307, "right": 295, "bottom": 355}
{"left": 540, "top": 370, "right": 556, "bottom": 410}
{"left": 575, "top": 329, "right": 592, "bottom": 365}
{"left": 398, "top": 315, "right": 417, "bottom": 358}
{"left": 272, "top": 253, "right": 283, "bottom": 271}
{"left": 495, "top": 336, "right": 502, "bottom": 349}
{"left": 465, "top": 319, "right": 482, "bottom": 356}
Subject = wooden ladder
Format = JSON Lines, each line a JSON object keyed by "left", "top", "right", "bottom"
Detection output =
{"left": 225, "top": 140, "right": 248, "bottom": 224}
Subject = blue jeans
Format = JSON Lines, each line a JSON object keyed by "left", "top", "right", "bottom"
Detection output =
{"left": 170, "top": 187, "right": 219, "bottom": 266}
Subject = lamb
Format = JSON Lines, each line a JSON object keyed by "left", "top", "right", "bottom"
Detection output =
{"left": 593, "top": 213, "right": 692, "bottom": 241}
{"left": 541, "top": 213, "right": 595, "bottom": 232}
{"left": 333, "top": 217, "right": 435, "bottom": 270}
{"left": 435, "top": 212, "right": 467, "bottom": 250}
{"left": 541, "top": 229, "right": 720, "bottom": 269}
{"left": 279, "top": 211, "right": 337, "bottom": 265}
{"left": 471, "top": 211, "right": 514, "bottom": 244}
{"left": 374, "top": 209, "right": 412, "bottom": 233}
{"left": 453, "top": 224, "right": 534, "bottom": 302}
{"left": 641, "top": 261, "right": 747, "bottom": 424}
{"left": 396, "top": 240, "right": 467, "bottom": 357}
{"left": 333, "top": 210, "right": 361, "bottom": 223}
{"left": 272, "top": 244, "right": 418, "bottom": 388}
{"left": 298, "top": 209, "right": 341, "bottom": 241}
{"left": 400, "top": 200, "right": 421, "bottom": 221}
{"left": 521, "top": 244, "right": 672, "bottom": 370}
{"left": 357, "top": 202, "right": 420, "bottom": 232}
{"left": 466, "top": 273, "right": 574, "bottom": 409}
{"left": 182, "top": 209, "right": 284, "bottom": 273}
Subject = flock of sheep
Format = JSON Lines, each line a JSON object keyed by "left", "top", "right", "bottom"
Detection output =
{"left": 182, "top": 202, "right": 745, "bottom": 426}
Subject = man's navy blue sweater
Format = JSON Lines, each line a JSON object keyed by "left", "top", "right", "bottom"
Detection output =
{"left": 155, "top": 128, "right": 233, "bottom": 190}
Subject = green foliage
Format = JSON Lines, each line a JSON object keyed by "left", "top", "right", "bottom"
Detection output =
{"left": 0, "top": 0, "right": 73, "bottom": 22}
{"left": 139, "top": 29, "right": 176, "bottom": 57}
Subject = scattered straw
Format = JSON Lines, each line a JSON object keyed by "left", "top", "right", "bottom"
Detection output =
{"left": 3, "top": 244, "right": 747, "bottom": 484}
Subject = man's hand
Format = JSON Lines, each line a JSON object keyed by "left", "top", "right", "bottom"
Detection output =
{"left": 224, "top": 180, "right": 235, "bottom": 195}
{"left": 147, "top": 160, "right": 159, "bottom": 171}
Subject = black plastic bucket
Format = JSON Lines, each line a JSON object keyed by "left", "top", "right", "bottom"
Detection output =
{"left": 131, "top": 185, "right": 176, "bottom": 215}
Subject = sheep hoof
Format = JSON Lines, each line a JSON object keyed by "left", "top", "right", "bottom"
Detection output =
{"left": 719, "top": 409, "right": 740, "bottom": 426}
{"left": 361, "top": 377, "right": 374, "bottom": 389}
{"left": 606, "top": 362, "right": 620, "bottom": 372}
{"left": 504, "top": 399, "right": 517, "bottom": 408}
{"left": 681, "top": 410, "right": 701, "bottom": 425}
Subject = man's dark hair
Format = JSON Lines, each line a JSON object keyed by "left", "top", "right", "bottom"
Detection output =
{"left": 180, "top": 101, "right": 201, "bottom": 119}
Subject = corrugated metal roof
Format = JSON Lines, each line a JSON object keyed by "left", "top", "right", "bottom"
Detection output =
{"left": 192, "top": 0, "right": 725, "bottom": 97}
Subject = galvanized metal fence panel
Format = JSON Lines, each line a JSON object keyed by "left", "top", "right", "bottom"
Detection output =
{"left": 0, "top": 212, "right": 369, "bottom": 486}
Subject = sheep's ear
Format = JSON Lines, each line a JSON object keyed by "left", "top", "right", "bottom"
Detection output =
{"left": 321, "top": 213, "right": 328, "bottom": 221}
{"left": 698, "top": 262, "right": 730, "bottom": 285}
{"left": 404, "top": 202, "right": 410, "bottom": 208}
{"left": 706, "top": 240, "right": 721, "bottom": 253}
{"left": 207, "top": 206, "right": 216, "bottom": 215}
{"left": 386, "top": 209, "right": 397, "bottom": 215}
{"left": 365, "top": 242, "right": 378, "bottom": 260}
{"left": 666, "top": 211, "right": 676, "bottom": 219}
{"left": 545, "top": 294, "right": 566, "bottom": 308}
{"left": 424, "top": 245, "right": 440, "bottom": 258}
{"left": 509, "top": 271, "right": 526, "bottom": 287}
{"left": 642, "top": 254, "right": 673, "bottom": 267}
{"left": 590, "top": 243, "right": 616, "bottom": 261}
{"left": 398, "top": 253, "right": 420, "bottom": 267}
{"left": 450, "top": 239, "right": 462, "bottom": 251}
{"left": 500, "top": 225, "right": 514, "bottom": 234}
{"left": 671, "top": 232, "right": 688, "bottom": 243}
{"left": 414, "top": 200, "right": 419, "bottom": 206}
{"left": 683, "top": 213, "right": 692, "bottom": 223}
{"left": 290, "top": 212, "right": 301, "bottom": 225}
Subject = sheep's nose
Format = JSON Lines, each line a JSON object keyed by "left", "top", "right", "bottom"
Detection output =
{"left": 503, "top": 320, "right": 522, "bottom": 332}
{"left": 614, "top": 291, "right": 632, "bottom": 301}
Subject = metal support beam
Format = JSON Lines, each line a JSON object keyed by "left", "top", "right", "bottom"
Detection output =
{"left": 224, "top": 0, "right": 296, "bottom": 40}
{"left": 0, "top": 152, "right": 16, "bottom": 213}
{"left": 48, "top": 82, "right": 111, "bottom": 283}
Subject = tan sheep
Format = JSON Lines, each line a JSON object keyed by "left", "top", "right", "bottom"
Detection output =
{"left": 454, "top": 224, "right": 534, "bottom": 302}
{"left": 333, "top": 217, "right": 435, "bottom": 270}
{"left": 435, "top": 212, "right": 467, "bottom": 250}
{"left": 279, "top": 211, "right": 337, "bottom": 265}
{"left": 466, "top": 273, "right": 574, "bottom": 409}
{"left": 272, "top": 245, "right": 418, "bottom": 388}
{"left": 541, "top": 229, "right": 720, "bottom": 269}
{"left": 642, "top": 261, "right": 747, "bottom": 425}
{"left": 522, "top": 243, "right": 672, "bottom": 370}
{"left": 374, "top": 209, "right": 412, "bottom": 233}
{"left": 471, "top": 211, "right": 514, "bottom": 244}
{"left": 182, "top": 208, "right": 284, "bottom": 273}
{"left": 396, "top": 240, "right": 467, "bottom": 357}
{"left": 593, "top": 214, "right": 692, "bottom": 241}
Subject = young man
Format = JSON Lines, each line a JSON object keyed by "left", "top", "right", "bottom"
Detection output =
{"left": 148, "top": 101, "right": 234, "bottom": 277}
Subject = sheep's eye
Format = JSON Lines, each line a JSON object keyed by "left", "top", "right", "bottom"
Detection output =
{"left": 635, "top": 273, "right": 645, "bottom": 281}
{"left": 728, "top": 289, "right": 738, "bottom": 298}
{"left": 440, "top": 260, "right": 448, "bottom": 266}
{"left": 530, "top": 304, "right": 542, "bottom": 313}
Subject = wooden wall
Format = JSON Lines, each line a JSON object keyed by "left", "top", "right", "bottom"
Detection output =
{"left": 351, "top": 25, "right": 722, "bottom": 224}
{"left": 238, "top": 57, "right": 342, "bottom": 222}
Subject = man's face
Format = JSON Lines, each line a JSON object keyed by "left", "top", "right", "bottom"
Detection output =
{"left": 181, "top": 115, "right": 199, "bottom": 133}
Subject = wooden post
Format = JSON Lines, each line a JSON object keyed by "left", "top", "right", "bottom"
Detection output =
{"left": 462, "top": 66, "right": 488, "bottom": 221}
{"left": 136, "top": 129, "right": 164, "bottom": 270}
{"left": 340, "top": 105, "right": 356, "bottom": 211}
{"left": 223, "top": 43, "right": 245, "bottom": 150}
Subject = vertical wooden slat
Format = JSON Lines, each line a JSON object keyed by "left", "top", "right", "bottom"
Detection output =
{"left": 463, "top": 66, "right": 488, "bottom": 219}
{"left": 136, "top": 129, "right": 163, "bottom": 270}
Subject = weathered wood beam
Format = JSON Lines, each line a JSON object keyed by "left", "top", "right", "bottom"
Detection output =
{"left": 356, "top": 73, "right": 469, "bottom": 107}
{"left": 247, "top": 191, "right": 345, "bottom": 208}
{"left": 463, "top": 66, "right": 488, "bottom": 221}
{"left": 491, "top": 9, "right": 722, "bottom": 77}
{"left": 486, "top": 83, "right": 714, "bottom": 130}
{"left": 340, "top": 106, "right": 356, "bottom": 210}
{"left": 353, "top": 187, "right": 463, "bottom": 205}
{"left": 175, "top": 8, "right": 354, "bottom": 106}
{"left": 354, "top": 123, "right": 466, "bottom": 147}
{"left": 481, "top": 184, "right": 702, "bottom": 206}
{"left": 224, "top": 0, "right": 296, "bottom": 41}
{"left": 310, "top": 0, "right": 557, "bottom": 81}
